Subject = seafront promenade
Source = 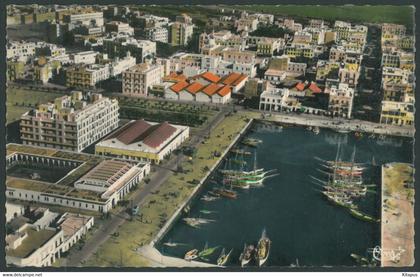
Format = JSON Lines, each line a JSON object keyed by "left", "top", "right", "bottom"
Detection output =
{"left": 381, "top": 163, "right": 414, "bottom": 266}
{"left": 260, "top": 112, "right": 414, "bottom": 138}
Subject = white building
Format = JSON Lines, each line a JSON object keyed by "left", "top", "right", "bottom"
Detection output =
{"left": 63, "top": 12, "right": 104, "bottom": 27}
{"left": 145, "top": 27, "right": 169, "bottom": 43}
{"left": 108, "top": 54, "right": 136, "bottom": 77}
{"left": 7, "top": 41, "right": 37, "bottom": 61}
{"left": 6, "top": 202, "right": 24, "bottom": 223}
{"left": 6, "top": 209, "right": 94, "bottom": 267}
{"left": 20, "top": 92, "right": 119, "bottom": 152}
{"left": 70, "top": 51, "right": 99, "bottom": 65}
{"left": 122, "top": 63, "right": 164, "bottom": 96}
{"left": 259, "top": 87, "right": 290, "bottom": 112}
{"left": 327, "top": 82, "right": 354, "bottom": 118}
{"left": 96, "top": 120, "right": 189, "bottom": 164}
{"left": 6, "top": 145, "right": 151, "bottom": 213}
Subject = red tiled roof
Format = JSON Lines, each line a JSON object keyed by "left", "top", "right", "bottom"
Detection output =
{"left": 142, "top": 122, "right": 177, "bottom": 148}
{"left": 309, "top": 82, "right": 322, "bottom": 93}
{"left": 200, "top": 72, "right": 221, "bottom": 83}
{"left": 185, "top": 82, "right": 205, "bottom": 94}
{"left": 221, "top": 72, "right": 242, "bottom": 85}
{"left": 232, "top": 74, "right": 247, "bottom": 86}
{"left": 170, "top": 81, "right": 190, "bottom": 93}
{"left": 217, "top": 85, "right": 231, "bottom": 97}
{"left": 109, "top": 120, "right": 178, "bottom": 149}
{"left": 201, "top": 83, "right": 223, "bottom": 96}
{"left": 110, "top": 120, "right": 152, "bottom": 145}
{"left": 295, "top": 82, "right": 306, "bottom": 91}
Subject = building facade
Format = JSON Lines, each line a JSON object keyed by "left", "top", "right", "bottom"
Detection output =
{"left": 20, "top": 91, "right": 119, "bottom": 152}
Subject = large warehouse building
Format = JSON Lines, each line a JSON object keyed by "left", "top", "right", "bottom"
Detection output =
{"left": 95, "top": 119, "right": 189, "bottom": 164}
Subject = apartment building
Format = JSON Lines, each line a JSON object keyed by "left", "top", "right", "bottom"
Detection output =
{"left": 20, "top": 91, "right": 119, "bottom": 152}
{"left": 170, "top": 22, "right": 194, "bottom": 46}
{"left": 103, "top": 34, "right": 156, "bottom": 62}
{"left": 66, "top": 63, "right": 110, "bottom": 88}
{"left": 326, "top": 82, "right": 354, "bottom": 118}
{"left": 105, "top": 21, "right": 134, "bottom": 35}
{"left": 122, "top": 63, "right": 164, "bottom": 96}
{"left": 145, "top": 27, "right": 169, "bottom": 43}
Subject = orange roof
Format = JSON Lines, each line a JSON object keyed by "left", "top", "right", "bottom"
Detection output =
{"left": 185, "top": 82, "right": 205, "bottom": 94}
{"left": 200, "top": 72, "right": 221, "bottom": 83}
{"left": 201, "top": 83, "right": 223, "bottom": 96}
{"left": 309, "top": 82, "right": 322, "bottom": 93}
{"left": 217, "top": 85, "right": 231, "bottom": 97}
{"left": 221, "top": 72, "right": 242, "bottom": 85}
{"left": 233, "top": 74, "right": 247, "bottom": 86}
{"left": 163, "top": 72, "right": 187, "bottom": 82}
{"left": 170, "top": 81, "right": 190, "bottom": 93}
{"left": 295, "top": 82, "right": 306, "bottom": 91}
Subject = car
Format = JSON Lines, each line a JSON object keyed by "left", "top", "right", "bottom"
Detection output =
{"left": 131, "top": 205, "right": 139, "bottom": 215}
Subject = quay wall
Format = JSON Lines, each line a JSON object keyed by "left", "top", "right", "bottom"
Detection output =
{"left": 150, "top": 118, "right": 255, "bottom": 247}
{"left": 260, "top": 113, "right": 414, "bottom": 138}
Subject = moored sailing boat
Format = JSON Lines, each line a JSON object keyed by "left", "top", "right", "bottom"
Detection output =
{"left": 239, "top": 244, "right": 255, "bottom": 267}
{"left": 217, "top": 248, "right": 233, "bottom": 266}
{"left": 184, "top": 249, "right": 199, "bottom": 261}
{"left": 255, "top": 229, "right": 271, "bottom": 267}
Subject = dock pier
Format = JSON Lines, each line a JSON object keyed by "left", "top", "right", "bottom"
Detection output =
{"left": 141, "top": 118, "right": 255, "bottom": 267}
{"left": 380, "top": 163, "right": 414, "bottom": 266}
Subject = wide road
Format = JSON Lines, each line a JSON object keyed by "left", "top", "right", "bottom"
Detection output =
{"left": 65, "top": 108, "right": 229, "bottom": 266}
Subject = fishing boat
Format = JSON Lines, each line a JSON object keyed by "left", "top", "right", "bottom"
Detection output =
{"left": 201, "top": 195, "right": 218, "bottom": 202}
{"left": 350, "top": 253, "right": 375, "bottom": 266}
{"left": 230, "top": 149, "right": 252, "bottom": 156}
{"left": 255, "top": 229, "right": 271, "bottom": 267}
{"left": 217, "top": 248, "right": 233, "bottom": 266}
{"left": 321, "top": 191, "right": 357, "bottom": 209}
{"left": 313, "top": 126, "right": 320, "bottom": 135}
{"left": 239, "top": 244, "right": 255, "bottom": 267}
{"left": 184, "top": 249, "right": 199, "bottom": 261}
{"left": 213, "top": 188, "right": 237, "bottom": 199}
{"left": 349, "top": 208, "right": 380, "bottom": 223}
{"left": 336, "top": 129, "right": 350, "bottom": 134}
{"left": 198, "top": 242, "right": 220, "bottom": 261}
{"left": 200, "top": 209, "right": 216, "bottom": 215}
{"left": 241, "top": 138, "right": 262, "bottom": 147}
{"left": 183, "top": 217, "right": 215, "bottom": 228}
{"left": 163, "top": 240, "right": 187, "bottom": 247}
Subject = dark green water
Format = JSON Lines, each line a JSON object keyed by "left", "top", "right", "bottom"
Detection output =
{"left": 158, "top": 122, "right": 413, "bottom": 267}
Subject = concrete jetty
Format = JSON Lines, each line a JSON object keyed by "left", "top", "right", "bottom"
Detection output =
{"left": 261, "top": 113, "right": 414, "bottom": 138}
{"left": 136, "top": 245, "right": 217, "bottom": 268}
{"left": 381, "top": 163, "right": 414, "bottom": 266}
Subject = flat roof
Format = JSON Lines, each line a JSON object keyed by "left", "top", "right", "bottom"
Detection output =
{"left": 80, "top": 160, "right": 132, "bottom": 185}
{"left": 6, "top": 144, "right": 147, "bottom": 203}
{"left": 6, "top": 227, "right": 57, "bottom": 258}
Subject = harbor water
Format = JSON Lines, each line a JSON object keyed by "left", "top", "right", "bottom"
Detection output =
{"left": 157, "top": 122, "right": 413, "bottom": 267}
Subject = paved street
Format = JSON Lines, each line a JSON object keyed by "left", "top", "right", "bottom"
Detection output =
{"left": 65, "top": 108, "right": 229, "bottom": 266}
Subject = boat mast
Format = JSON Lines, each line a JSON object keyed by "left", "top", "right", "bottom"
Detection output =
{"left": 332, "top": 141, "right": 341, "bottom": 184}
{"left": 348, "top": 145, "right": 356, "bottom": 184}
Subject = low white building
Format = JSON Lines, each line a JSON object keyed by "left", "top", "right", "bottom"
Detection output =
{"left": 96, "top": 120, "right": 189, "bottom": 164}
{"left": 6, "top": 202, "right": 24, "bottom": 223}
{"left": 70, "top": 51, "right": 99, "bottom": 65}
{"left": 6, "top": 210, "right": 94, "bottom": 267}
{"left": 259, "top": 87, "right": 290, "bottom": 112}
